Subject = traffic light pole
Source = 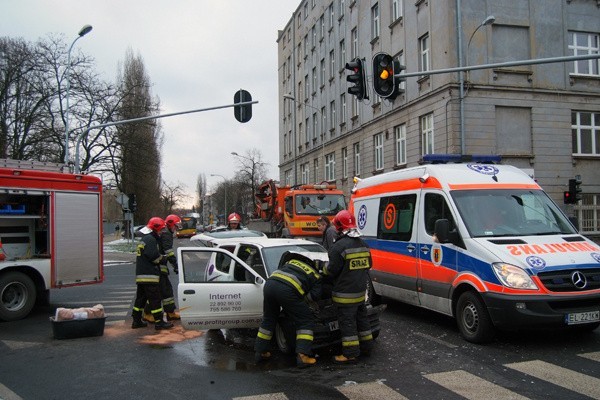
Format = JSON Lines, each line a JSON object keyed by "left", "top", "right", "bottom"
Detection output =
{"left": 72, "top": 100, "right": 258, "bottom": 173}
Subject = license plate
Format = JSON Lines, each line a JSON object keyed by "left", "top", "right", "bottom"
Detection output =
{"left": 565, "top": 311, "right": 600, "bottom": 325}
{"left": 328, "top": 320, "right": 339, "bottom": 331}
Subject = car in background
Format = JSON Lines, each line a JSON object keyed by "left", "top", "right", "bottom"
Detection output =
{"left": 189, "top": 229, "right": 266, "bottom": 247}
{"left": 176, "top": 237, "right": 385, "bottom": 354}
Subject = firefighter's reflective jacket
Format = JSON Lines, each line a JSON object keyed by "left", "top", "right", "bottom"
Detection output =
{"left": 135, "top": 232, "right": 164, "bottom": 284}
{"left": 270, "top": 259, "right": 322, "bottom": 302}
{"left": 323, "top": 235, "right": 372, "bottom": 305}
{"left": 159, "top": 228, "right": 176, "bottom": 274}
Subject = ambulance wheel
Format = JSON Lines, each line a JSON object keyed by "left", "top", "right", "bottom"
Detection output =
{"left": 366, "top": 277, "right": 381, "bottom": 306}
{"left": 0, "top": 271, "right": 37, "bottom": 321}
{"left": 456, "top": 291, "right": 495, "bottom": 344}
{"left": 275, "top": 319, "right": 295, "bottom": 354}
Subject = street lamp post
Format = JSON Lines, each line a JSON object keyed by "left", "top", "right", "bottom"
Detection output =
{"left": 283, "top": 94, "right": 324, "bottom": 183}
{"left": 458, "top": 14, "right": 494, "bottom": 154}
{"left": 210, "top": 174, "right": 227, "bottom": 222}
{"left": 231, "top": 152, "right": 264, "bottom": 209}
{"left": 64, "top": 24, "right": 93, "bottom": 166}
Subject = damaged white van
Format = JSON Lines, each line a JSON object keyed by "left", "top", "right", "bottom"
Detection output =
{"left": 350, "top": 154, "right": 600, "bottom": 343}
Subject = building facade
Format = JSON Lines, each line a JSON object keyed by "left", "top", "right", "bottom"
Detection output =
{"left": 277, "top": 0, "right": 600, "bottom": 238}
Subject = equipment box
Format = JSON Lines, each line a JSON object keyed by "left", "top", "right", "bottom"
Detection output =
{"left": 50, "top": 317, "right": 106, "bottom": 340}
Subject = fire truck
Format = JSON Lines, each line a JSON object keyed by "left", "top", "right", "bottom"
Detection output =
{"left": 247, "top": 180, "right": 346, "bottom": 240}
{"left": 0, "top": 159, "right": 104, "bottom": 321}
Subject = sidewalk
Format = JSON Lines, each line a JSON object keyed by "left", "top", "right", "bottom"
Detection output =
{"left": 103, "top": 235, "right": 136, "bottom": 263}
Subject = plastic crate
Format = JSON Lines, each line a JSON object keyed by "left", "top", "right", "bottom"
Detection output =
{"left": 50, "top": 317, "right": 106, "bottom": 340}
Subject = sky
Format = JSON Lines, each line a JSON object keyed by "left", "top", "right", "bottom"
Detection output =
{"left": 1, "top": 1, "right": 298, "bottom": 207}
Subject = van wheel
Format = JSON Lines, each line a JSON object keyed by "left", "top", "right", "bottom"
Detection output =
{"left": 0, "top": 272, "right": 37, "bottom": 321}
{"left": 366, "top": 277, "right": 381, "bottom": 306}
{"left": 456, "top": 291, "right": 495, "bottom": 344}
{"left": 275, "top": 319, "right": 295, "bottom": 354}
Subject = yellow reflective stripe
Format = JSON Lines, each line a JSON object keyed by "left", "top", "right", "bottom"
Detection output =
{"left": 360, "top": 334, "right": 373, "bottom": 341}
{"left": 150, "top": 307, "right": 163, "bottom": 314}
{"left": 332, "top": 295, "right": 365, "bottom": 304}
{"left": 296, "top": 334, "right": 313, "bottom": 341}
{"left": 288, "top": 260, "right": 321, "bottom": 279}
{"left": 257, "top": 331, "right": 272, "bottom": 340}
{"left": 342, "top": 340, "right": 360, "bottom": 347}
{"left": 345, "top": 251, "right": 370, "bottom": 259}
{"left": 132, "top": 306, "right": 143, "bottom": 312}
{"left": 272, "top": 272, "right": 305, "bottom": 295}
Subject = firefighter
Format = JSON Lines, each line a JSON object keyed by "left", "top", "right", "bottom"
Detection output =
{"left": 323, "top": 210, "right": 373, "bottom": 364}
{"left": 227, "top": 212, "right": 242, "bottom": 230}
{"left": 131, "top": 217, "right": 174, "bottom": 331}
{"left": 254, "top": 251, "right": 326, "bottom": 368}
{"left": 143, "top": 214, "right": 181, "bottom": 323}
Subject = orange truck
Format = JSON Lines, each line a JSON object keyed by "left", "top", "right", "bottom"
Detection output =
{"left": 248, "top": 180, "right": 346, "bottom": 240}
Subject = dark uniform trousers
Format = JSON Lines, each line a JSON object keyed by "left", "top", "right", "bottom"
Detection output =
{"left": 255, "top": 279, "right": 314, "bottom": 356}
{"left": 337, "top": 302, "right": 373, "bottom": 358}
{"left": 133, "top": 284, "right": 163, "bottom": 321}
{"left": 144, "top": 272, "right": 176, "bottom": 314}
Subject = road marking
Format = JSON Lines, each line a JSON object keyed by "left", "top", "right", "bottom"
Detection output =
{"left": 232, "top": 393, "right": 288, "bottom": 399}
{"left": 579, "top": 351, "right": 600, "bottom": 362}
{"left": 336, "top": 380, "right": 409, "bottom": 400}
{"left": 505, "top": 360, "right": 600, "bottom": 399}
{"left": 424, "top": 370, "right": 529, "bottom": 400}
{"left": 0, "top": 382, "right": 23, "bottom": 400}
{"left": 413, "top": 331, "right": 458, "bottom": 348}
{"left": 106, "top": 311, "right": 128, "bottom": 317}
{"left": 1, "top": 340, "right": 42, "bottom": 350}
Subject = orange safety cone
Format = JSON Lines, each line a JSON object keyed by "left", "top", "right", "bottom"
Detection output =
{"left": 0, "top": 239, "right": 5, "bottom": 261}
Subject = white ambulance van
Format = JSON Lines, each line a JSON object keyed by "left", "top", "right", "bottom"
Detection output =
{"left": 350, "top": 154, "right": 600, "bottom": 343}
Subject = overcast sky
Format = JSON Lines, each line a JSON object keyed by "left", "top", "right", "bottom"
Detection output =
{"left": 1, "top": 1, "right": 298, "bottom": 207}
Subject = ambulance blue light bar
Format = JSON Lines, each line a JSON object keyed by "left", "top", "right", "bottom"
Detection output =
{"left": 421, "top": 154, "right": 502, "bottom": 164}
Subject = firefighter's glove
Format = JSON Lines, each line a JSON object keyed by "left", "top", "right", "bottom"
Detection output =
{"left": 173, "top": 266, "right": 179, "bottom": 275}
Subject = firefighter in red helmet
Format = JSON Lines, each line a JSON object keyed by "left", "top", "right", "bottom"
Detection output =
{"left": 143, "top": 214, "right": 182, "bottom": 323}
{"left": 323, "top": 210, "right": 373, "bottom": 363}
{"left": 131, "top": 217, "right": 173, "bottom": 330}
{"left": 227, "top": 212, "right": 242, "bottom": 230}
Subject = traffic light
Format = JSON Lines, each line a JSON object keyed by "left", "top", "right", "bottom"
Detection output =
{"left": 128, "top": 194, "right": 137, "bottom": 212}
{"left": 345, "top": 58, "right": 368, "bottom": 100}
{"left": 568, "top": 177, "right": 582, "bottom": 203}
{"left": 372, "top": 52, "right": 405, "bottom": 100}
{"left": 234, "top": 89, "right": 252, "bottom": 123}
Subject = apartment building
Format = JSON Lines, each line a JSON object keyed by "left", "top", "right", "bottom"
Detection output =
{"left": 277, "top": 0, "right": 600, "bottom": 238}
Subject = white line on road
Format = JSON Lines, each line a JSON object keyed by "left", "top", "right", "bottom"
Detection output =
{"left": 424, "top": 369, "right": 529, "bottom": 400}
{"left": 579, "top": 351, "right": 600, "bottom": 362}
{"left": 232, "top": 393, "right": 288, "bottom": 400}
{"left": 336, "top": 380, "right": 409, "bottom": 400}
{"left": 0, "top": 382, "right": 23, "bottom": 400}
{"left": 505, "top": 360, "right": 600, "bottom": 399}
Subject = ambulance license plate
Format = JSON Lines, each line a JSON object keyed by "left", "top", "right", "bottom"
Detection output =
{"left": 328, "top": 320, "right": 339, "bottom": 331}
{"left": 565, "top": 311, "right": 600, "bottom": 325}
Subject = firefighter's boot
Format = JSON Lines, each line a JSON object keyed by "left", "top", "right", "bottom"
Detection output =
{"left": 155, "top": 320, "right": 174, "bottom": 330}
{"left": 332, "top": 354, "right": 357, "bottom": 364}
{"left": 296, "top": 353, "right": 317, "bottom": 368}
{"left": 142, "top": 313, "right": 155, "bottom": 323}
{"left": 254, "top": 351, "right": 271, "bottom": 364}
{"left": 131, "top": 312, "right": 147, "bottom": 329}
{"left": 166, "top": 311, "right": 180, "bottom": 321}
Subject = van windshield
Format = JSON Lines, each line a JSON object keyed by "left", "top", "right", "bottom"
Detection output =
{"left": 295, "top": 194, "right": 346, "bottom": 216}
{"left": 451, "top": 189, "right": 577, "bottom": 237}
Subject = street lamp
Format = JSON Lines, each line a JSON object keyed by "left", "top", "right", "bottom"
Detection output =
{"left": 283, "top": 94, "right": 324, "bottom": 183}
{"left": 458, "top": 15, "right": 494, "bottom": 154}
{"left": 64, "top": 24, "right": 93, "bottom": 166}
{"left": 231, "top": 152, "right": 264, "bottom": 207}
{"left": 210, "top": 174, "right": 227, "bottom": 222}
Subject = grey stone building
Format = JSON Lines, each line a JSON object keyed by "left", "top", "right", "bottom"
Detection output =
{"left": 277, "top": 0, "right": 600, "bottom": 238}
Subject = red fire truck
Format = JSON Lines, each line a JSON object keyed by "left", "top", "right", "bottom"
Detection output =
{"left": 0, "top": 159, "right": 104, "bottom": 321}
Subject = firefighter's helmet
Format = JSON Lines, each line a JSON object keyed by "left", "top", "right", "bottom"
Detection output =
{"left": 228, "top": 213, "right": 241, "bottom": 224}
{"left": 333, "top": 210, "right": 356, "bottom": 232}
{"left": 165, "top": 214, "right": 182, "bottom": 230}
{"left": 146, "top": 217, "right": 166, "bottom": 233}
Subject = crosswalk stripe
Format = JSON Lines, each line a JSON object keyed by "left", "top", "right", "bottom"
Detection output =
{"left": 232, "top": 393, "right": 288, "bottom": 400}
{"left": 579, "top": 351, "right": 600, "bottom": 362}
{"left": 424, "top": 370, "right": 529, "bottom": 400}
{"left": 505, "top": 360, "right": 600, "bottom": 399}
{"left": 336, "top": 381, "right": 409, "bottom": 400}
{"left": 106, "top": 311, "right": 128, "bottom": 317}
{"left": 0, "top": 382, "right": 23, "bottom": 400}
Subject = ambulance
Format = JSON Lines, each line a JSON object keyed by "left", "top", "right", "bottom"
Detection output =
{"left": 350, "top": 154, "right": 600, "bottom": 343}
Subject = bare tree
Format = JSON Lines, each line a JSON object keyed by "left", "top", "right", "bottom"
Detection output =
{"left": 161, "top": 180, "right": 187, "bottom": 214}
{"left": 116, "top": 48, "right": 163, "bottom": 224}
{"left": 196, "top": 173, "right": 207, "bottom": 224}
{"left": 231, "top": 148, "right": 268, "bottom": 216}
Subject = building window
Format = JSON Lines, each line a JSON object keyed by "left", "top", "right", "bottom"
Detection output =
{"left": 304, "top": 2, "right": 308, "bottom": 19}
{"left": 342, "top": 147, "right": 348, "bottom": 178}
{"left": 300, "top": 163, "right": 308, "bottom": 184}
{"left": 320, "top": 58, "right": 326, "bottom": 86}
{"left": 325, "top": 152, "right": 336, "bottom": 181}
{"left": 284, "top": 133, "right": 288, "bottom": 155}
{"left": 328, "top": 3, "right": 334, "bottom": 30}
{"left": 339, "top": 0, "right": 345, "bottom": 17}
{"left": 353, "top": 142, "right": 361, "bottom": 176}
{"left": 284, "top": 169, "right": 292, "bottom": 186}
{"left": 313, "top": 112, "right": 318, "bottom": 140}
{"left": 304, "top": 74, "right": 309, "bottom": 101}
{"left": 340, "top": 93, "right": 347, "bottom": 123}
{"left": 312, "top": 67, "right": 317, "bottom": 93}
{"left": 569, "top": 32, "right": 600, "bottom": 76}
{"left": 371, "top": 3, "right": 380, "bottom": 40}
{"left": 312, "top": 25, "right": 317, "bottom": 49}
{"left": 419, "top": 33, "right": 430, "bottom": 72}
{"left": 329, "top": 50, "right": 336, "bottom": 79}
{"left": 339, "top": 39, "right": 346, "bottom": 70}
{"left": 319, "top": 15, "right": 325, "bottom": 40}
{"left": 351, "top": 28, "right": 358, "bottom": 59}
{"left": 392, "top": 0, "right": 402, "bottom": 21}
{"left": 374, "top": 133, "right": 384, "bottom": 171}
{"left": 578, "top": 193, "right": 600, "bottom": 234}
{"left": 394, "top": 124, "right": 407, "bottom": 165}
{"left": 330, "top": 100, "right": 336, "bottom": 130}
{"left": 313, "top": 159, "right": 319, "bottom": 182}
{"left": 420, "top": 113, "right": 434, "bottom": 155}
{"left": 299, "top": 122, "right": 304, "bottom": 148}
{"left": 321, "top": 107, "right": 327, "bottom": 138}
{"left": 572, "top": 111, "right": 600, "bottom": 155}
{"left": 304, "top": 35, "right": 309, "bottom": 57}
{"left": 305, "top": 117, "right": 310, "bottom": 145}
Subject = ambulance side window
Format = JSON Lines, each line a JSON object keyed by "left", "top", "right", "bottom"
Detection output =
{"left": 377, "top": 194, "right": 417, "bottom": 241}
{"left": 424, "top": 193, "right": 456, "bottom": 236}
